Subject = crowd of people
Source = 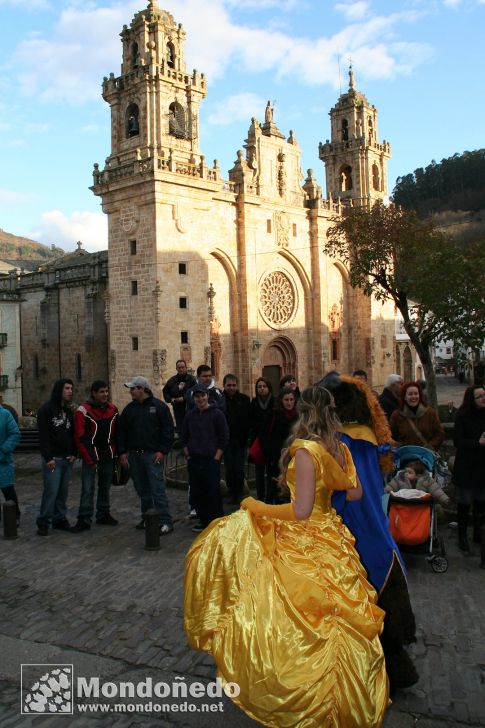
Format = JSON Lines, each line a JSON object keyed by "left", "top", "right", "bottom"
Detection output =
{"left": 1, "top": 362, "right": 484, "bottom": 726}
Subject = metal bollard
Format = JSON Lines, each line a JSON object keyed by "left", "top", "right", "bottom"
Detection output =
{"left": 3, "top": 500, "right": 18, "bottom": 540}
{"left": 480, "top": 525, "right": 485, "bottom": 570}
{"left": 144, "top": 509, "right": 160, "bottom": 551}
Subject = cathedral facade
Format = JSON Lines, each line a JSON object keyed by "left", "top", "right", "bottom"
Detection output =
{"left": 91, "top": 1, "right": 400, "bottom": 405}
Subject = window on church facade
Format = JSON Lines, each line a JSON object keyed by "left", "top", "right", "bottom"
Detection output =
{"left": 339, "top": 165, "right": 353, "bottom": 192}
{"left": 131, "top": 42, "right": 140, "bottom": 68}
{"left": 181, "top": 331, "right": 189, "bottom": 344}
{"left": 341, "top": 119, "right": 349, "bottom": 141}
{"left": 167, "top": 42, "right": 175, "bottom": 68}
{"left": 169, "top": 102, "right": 186, "bottom": 139}
{"left": 130, "top": 240, "right": 137, "bottom": 255}
{"left": 331, "top": 338, "right": 339, "bottom": 361}
{"left": 34, "top": 353, "right": 39, "bottom": 379}
{"left": 372, "top": 164, "right": 380, "bottom": 191}
{"left": 267, "top": 219, "right": 272, "bottom": 233}
{"left": 292, "top": 223, "right": 297, "bottom": 237}
{"left": 132, "top": 337, "right": 139, "bottom": 351}
{"left": 179, "top": 296, "right": 187, "bottom": 309}
{"left": 131, "top": 280, "right": 138, "bottom": 295}
{"left": 126, "top": 103, "right": 140, "bottom": 138}
{"left": 178, "top": 262, "right": 187, "bottom": 275}
{"left": 75, "top": 353, "right": 82, "bottom": 381}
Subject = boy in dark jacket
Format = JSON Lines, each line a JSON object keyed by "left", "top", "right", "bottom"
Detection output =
{"left": 72, "top": 380, "right": 119, "bottom": 532}
{"left": 36, "top": 378, "right": 76, "bottom": 535}
{"left": 181, "top": 386, "right": 229, "bottom": 532}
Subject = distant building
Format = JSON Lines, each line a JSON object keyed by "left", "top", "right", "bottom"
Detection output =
{"left": 0, "top": 247, "right": 108, "bottom": 413}
{"left": 0, "top": 271, "right": 22, "bottom": 414}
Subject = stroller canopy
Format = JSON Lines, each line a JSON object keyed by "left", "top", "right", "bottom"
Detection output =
{"left": 397, "top": 445, "right": 435, "bottom": 472}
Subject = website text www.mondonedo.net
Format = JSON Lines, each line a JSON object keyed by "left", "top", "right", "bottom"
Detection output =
{"left": 78, "top": 701, "right": 224, "bottom": 714}
{"left": 74, "top": 676, "right": 239, "bottom": 714}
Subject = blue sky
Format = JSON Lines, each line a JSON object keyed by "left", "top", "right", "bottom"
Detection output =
{"left": 0, "top": 0, "right": 484, "bottom": 252}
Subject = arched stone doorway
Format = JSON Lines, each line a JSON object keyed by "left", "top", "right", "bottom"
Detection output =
{"left": 262, "top": 336, "right": 298, "bottom": 394}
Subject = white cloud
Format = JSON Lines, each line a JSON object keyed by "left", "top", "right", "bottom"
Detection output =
{"left": 335, "top": 2, "right": 370, "bottom": 21}
{"left": 443, "top": 0, "right": 461, "bottom": 6}
{"left": 0, "top": 188, "right": 36, "bottom": 204}
{"left": 8, "top": 0, "right": 431, "bottom": 105}
{"left": 207, "top": 92, "right": 266, "bottom": 125}
{"left": 12, "top": 2, "right": 141, "bottom": 104}
{"left": 224, "top": 0, "right": 300, "bottom": 8}
{"left": 30, "top": 210, "right": 107, "bottom": 252}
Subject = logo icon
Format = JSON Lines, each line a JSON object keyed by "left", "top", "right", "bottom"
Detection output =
{"left": 21, "top": 664, "right": 73, "bottom": 714}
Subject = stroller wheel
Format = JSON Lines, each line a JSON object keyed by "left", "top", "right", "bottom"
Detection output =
{"left": 430, "top": 555, "right": 448, "bottom": 573}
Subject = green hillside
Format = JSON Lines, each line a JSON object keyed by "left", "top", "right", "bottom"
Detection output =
{"left": 0, "top": 229, "right": 65, "bottom": 260}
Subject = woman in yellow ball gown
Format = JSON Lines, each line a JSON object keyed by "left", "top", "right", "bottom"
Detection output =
{"left": 184, "top": 386, "right": 389, "bottom": 727}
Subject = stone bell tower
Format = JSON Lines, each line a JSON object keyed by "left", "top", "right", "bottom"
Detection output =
{"left": 91, "top": 1, "right": 218, "bottom": 406}
{"left": 319, "top": 65, "right": 391, "bottom": 205}
{"left": 101, "top": 0, "right": 206, "bottom": 165}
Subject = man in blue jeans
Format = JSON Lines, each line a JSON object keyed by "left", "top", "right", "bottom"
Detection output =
{"left": 118, "top": 376, "right": 174, "bottom": 534}
{"left": 71, "top": 380, "right": 119, "bottom": 532}
{"left": 181, "top": 385, "right": 229, "bottom": 532}
{"left": 36, "top": 378, "right": 77, "bottom": 536}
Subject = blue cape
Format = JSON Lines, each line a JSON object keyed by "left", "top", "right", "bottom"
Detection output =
{"left": 332, "top": 433, "right": 404, "bottom": 592}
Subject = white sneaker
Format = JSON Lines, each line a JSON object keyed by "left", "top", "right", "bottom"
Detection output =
{"left": 189, "top": 509, "right": 197, "bottom": 519}
{"left": 160, "top": 524, "right": 174, "bottom": 535}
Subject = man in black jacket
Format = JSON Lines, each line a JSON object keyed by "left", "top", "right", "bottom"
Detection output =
{"left": 162, "top": 359, "right": 196, "bottom": 434}
{"left": 36, "top": 378, "right": 77, "bottom": 536}
{"left": 378, "top": 374, "right": 403, "bottom": 420}
{"left": 221, "top": 374, "right": 251, "bottom": 504}
{"left": 118, "top": 376, "right": 174, "bottom": 534}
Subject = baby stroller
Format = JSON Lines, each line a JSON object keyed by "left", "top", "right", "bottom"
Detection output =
{"left": 387, "top": 446, "right": 449, "bottom": 573}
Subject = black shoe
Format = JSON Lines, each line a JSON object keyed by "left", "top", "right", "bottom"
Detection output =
{"left": 52, "top": 519, "right": 72, "bottom": 531}
{"left": 135, "top": 519, "right": 145, "bottom": 530}
{"left": 37, "top": 523, "right": 48, "bottom": 536}
{"left": 96, "top": 514, "right": 119, "bottom": 526}
{"left": 191, "top": 523, "right": 204, "bottom": 533}
{"left": 70, "top": 519, "right": 91, "bottom": 533}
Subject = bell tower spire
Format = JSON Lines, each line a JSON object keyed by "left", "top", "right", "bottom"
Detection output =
{"left": 99, "top": 2, "right": 207, "bottom": 167}
{"left": 318, "top": 66, "right": 391, "bottom": 206}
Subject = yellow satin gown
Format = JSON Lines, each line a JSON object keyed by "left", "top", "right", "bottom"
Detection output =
{"left": 184, "top": 439, "right": 389, "bottom": 727}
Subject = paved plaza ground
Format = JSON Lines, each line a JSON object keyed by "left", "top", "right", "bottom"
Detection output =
{"left": 0, "top": 375, "right": 484, "bottom": 727}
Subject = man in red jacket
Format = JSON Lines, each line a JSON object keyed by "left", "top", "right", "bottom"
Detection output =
{"left": 71, "top": 380, "right": 119, "bottom": 532}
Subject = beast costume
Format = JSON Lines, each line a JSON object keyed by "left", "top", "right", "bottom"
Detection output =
{"left": 318, "top": 372, "right": 418, "bottom": 692}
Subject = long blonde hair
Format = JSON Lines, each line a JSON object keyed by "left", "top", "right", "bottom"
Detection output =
{"left": 279, "top": 386, "right": 343, "bottom": 487}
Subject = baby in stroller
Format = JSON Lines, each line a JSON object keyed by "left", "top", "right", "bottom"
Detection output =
{"left": 386, "top": 445, "right": 449, "bottom": 573}
{"left": 385, "top": 448, "right": 450, "bottom": 506}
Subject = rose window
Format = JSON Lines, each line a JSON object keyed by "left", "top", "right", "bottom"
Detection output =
{"left": 259, "top": 271, "right": 295, "bottom": 326}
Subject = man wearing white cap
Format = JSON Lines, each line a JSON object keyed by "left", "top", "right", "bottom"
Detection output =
{"left": 118, "top": 376, "right": 174, "bottom": 533}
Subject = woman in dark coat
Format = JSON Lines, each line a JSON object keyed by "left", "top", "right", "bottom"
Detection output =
{"left": 259, "top": 387, "right": 298, "bottom": 503}
{"left": 453, "top": 385, "right": 485, "bottom": 551}
{"left": 249, "top": 377, "right": 274, "bottom": 502}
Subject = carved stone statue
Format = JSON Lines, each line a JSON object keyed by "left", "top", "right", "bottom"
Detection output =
{"left": 265, "top": 101, "right": 273, "bottom": 124}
